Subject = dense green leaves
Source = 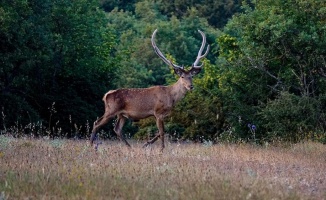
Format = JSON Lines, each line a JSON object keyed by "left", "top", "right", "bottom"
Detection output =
{"left": 1, "top": 0, "right": 325, "bottom": 143}
{"left": 0, "top": 0, "right": 115, "bottom": 137}
{"left": 106, "top": 1, "right": 220, "bottom": 89}
{"left": 156, "top": 0, "right": 243, "bottom": 28}
{"left": 218, "top": 0, "right": 326, "bottom": 142}
{"left": 100, "top": 0, "right": 243, "bottom": 28}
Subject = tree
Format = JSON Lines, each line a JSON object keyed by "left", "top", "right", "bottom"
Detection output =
{"left": 99, "top": 0, "right": 243, "bottom": 28}
{"left": 100, "top": 0, "right": 137, "bottom": 13}
{"left": 157, "top": 0, "right": 243, "bottom": 28}
{"left": 0, "top": 0, "right": 115, "bottom": 137}
{"left": 217, "top": 0, "right": 326, "bottom": 142}
{"left": 106, "top": 0, "right": 219, "bottom": 88}
{"left": 169, "top": 60, "right": 224, "bottom": 142}
{"left": 105, "top": 0, "right": 221, "bottom": 139}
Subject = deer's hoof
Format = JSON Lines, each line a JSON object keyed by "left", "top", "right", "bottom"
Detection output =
{"left": 142, "top": 143, "right": 150, "bottom": 148}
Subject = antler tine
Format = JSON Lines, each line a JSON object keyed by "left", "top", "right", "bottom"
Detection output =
{"left": 192, "top": 30, "right": 210, "bottom": 68}
{"left": 151, "top": 29, "right": 182, "bottom": 69}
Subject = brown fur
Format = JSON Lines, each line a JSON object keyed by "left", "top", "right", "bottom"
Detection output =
{"left": 90, "top": 72, "right": 194, "bottom": 151}
{"left": 90, "top": 29, "right": 209, "bottom": 151}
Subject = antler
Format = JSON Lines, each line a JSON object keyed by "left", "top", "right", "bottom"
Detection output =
{"left": 192, "top": 30, "right": 210, "bottom": 68}
{"left": 151, "top": 29, "right": 182, "bottom": 69}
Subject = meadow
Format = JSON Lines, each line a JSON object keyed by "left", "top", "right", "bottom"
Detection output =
{"left": 0, "top": 135, "right": 325, "bottom": 200}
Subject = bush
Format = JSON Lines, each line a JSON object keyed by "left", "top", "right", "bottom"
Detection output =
{"left": 259, "top": 92, "right": 323, "bottom": 142}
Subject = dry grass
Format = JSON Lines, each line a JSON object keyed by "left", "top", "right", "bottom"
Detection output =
{"left": 0, "top": 136, "right": 325, "bottom": 199}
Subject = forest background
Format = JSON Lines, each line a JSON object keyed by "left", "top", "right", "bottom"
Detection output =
{"left": 1, "top": 0, "right": 325, "bottom": 143}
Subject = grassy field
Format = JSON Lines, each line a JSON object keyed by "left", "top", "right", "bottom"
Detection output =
{"left": 0, "top": 136, "right": 325, "bottom": 200}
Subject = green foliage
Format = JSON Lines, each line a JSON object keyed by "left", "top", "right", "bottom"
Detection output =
{"left": 99, "top": 0, "right": 243, "bottom": 28}
{"left": 2, "top": 0, "right": 325, "bottom": 143}
{"left": 106, "top": 2, "right": 220, "bottom": 89}
{"left": 0, "top": 0, "right": 115, "bottom": 137}
{"left": 100, "top": 0, "right": 137, "bottom": 12}
{"left": 259, "top": 92, "right": 323, "bottom": 142}
{"left": 156, "top": 0, "right": 243, "bottom": 28}
{"left": 217, "top": 0, "right": 326, "bottom": 142}
{"left": 217, "top": 34, "right": 241, "bottom": 62}
{"left": 169, "top": 60, "right": 224, "bottom": 141}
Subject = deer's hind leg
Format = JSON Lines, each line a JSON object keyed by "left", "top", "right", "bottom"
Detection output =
{"left": 114, "top": 114, "right": 131, "bottom": 147}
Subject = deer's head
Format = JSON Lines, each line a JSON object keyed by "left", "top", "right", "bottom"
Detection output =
{"left": 151, "top": 29, "right": 210, "bottom": 91}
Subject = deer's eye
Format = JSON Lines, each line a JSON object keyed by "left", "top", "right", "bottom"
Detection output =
{"left": 181, "top": 76, "right": 184, "bottom": 78}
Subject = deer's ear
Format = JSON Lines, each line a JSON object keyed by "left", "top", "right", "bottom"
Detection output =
{"left": 174, "top": 68, "right": 184, "bottom": 77}
{"left": 189, "top": 67, "right": 201, "bottom": 76}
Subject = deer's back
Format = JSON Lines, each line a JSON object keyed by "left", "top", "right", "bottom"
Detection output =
{"left": 103, "top": 86, "right": 173, "bottom": 119}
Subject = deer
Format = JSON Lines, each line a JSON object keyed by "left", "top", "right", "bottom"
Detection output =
{"left": 90, "top": 29, "right": 209, "bottom": 151}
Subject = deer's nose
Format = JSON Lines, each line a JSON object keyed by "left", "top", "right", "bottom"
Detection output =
{"left": 190, "top": 85, "right": 194, "bottom": 90}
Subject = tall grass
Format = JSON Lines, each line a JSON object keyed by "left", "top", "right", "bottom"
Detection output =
{"left": 0, "top": 136, "right": 325, "bottom": 199}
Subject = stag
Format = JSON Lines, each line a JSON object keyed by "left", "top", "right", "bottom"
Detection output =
{"left": 90, "top": 29, "right": 209, "bottom": 151}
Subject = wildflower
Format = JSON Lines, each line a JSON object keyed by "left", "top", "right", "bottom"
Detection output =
{"left": 247, "top": 123, "right": 257, "bottom": 131}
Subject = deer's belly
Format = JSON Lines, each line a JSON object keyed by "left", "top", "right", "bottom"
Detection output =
{"left": 120, "top": 110, "right": 153, "bottom": 120}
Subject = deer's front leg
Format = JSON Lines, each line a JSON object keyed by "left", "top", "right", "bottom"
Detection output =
{"left": 156, "top": 118, "right": 165, "bottom": 152}
{"left": 142, "top": 134, "right": 160, "bottom": 148}
{"left": 90, "top": 112, "right": 115, "bottom": 146}
{"left": 142, "top": 117, "right": 165, "bottom": 150}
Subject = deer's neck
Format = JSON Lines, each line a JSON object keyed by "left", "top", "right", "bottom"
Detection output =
{"left": 169, "top": 78, "right": 188, "bottom": 104}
